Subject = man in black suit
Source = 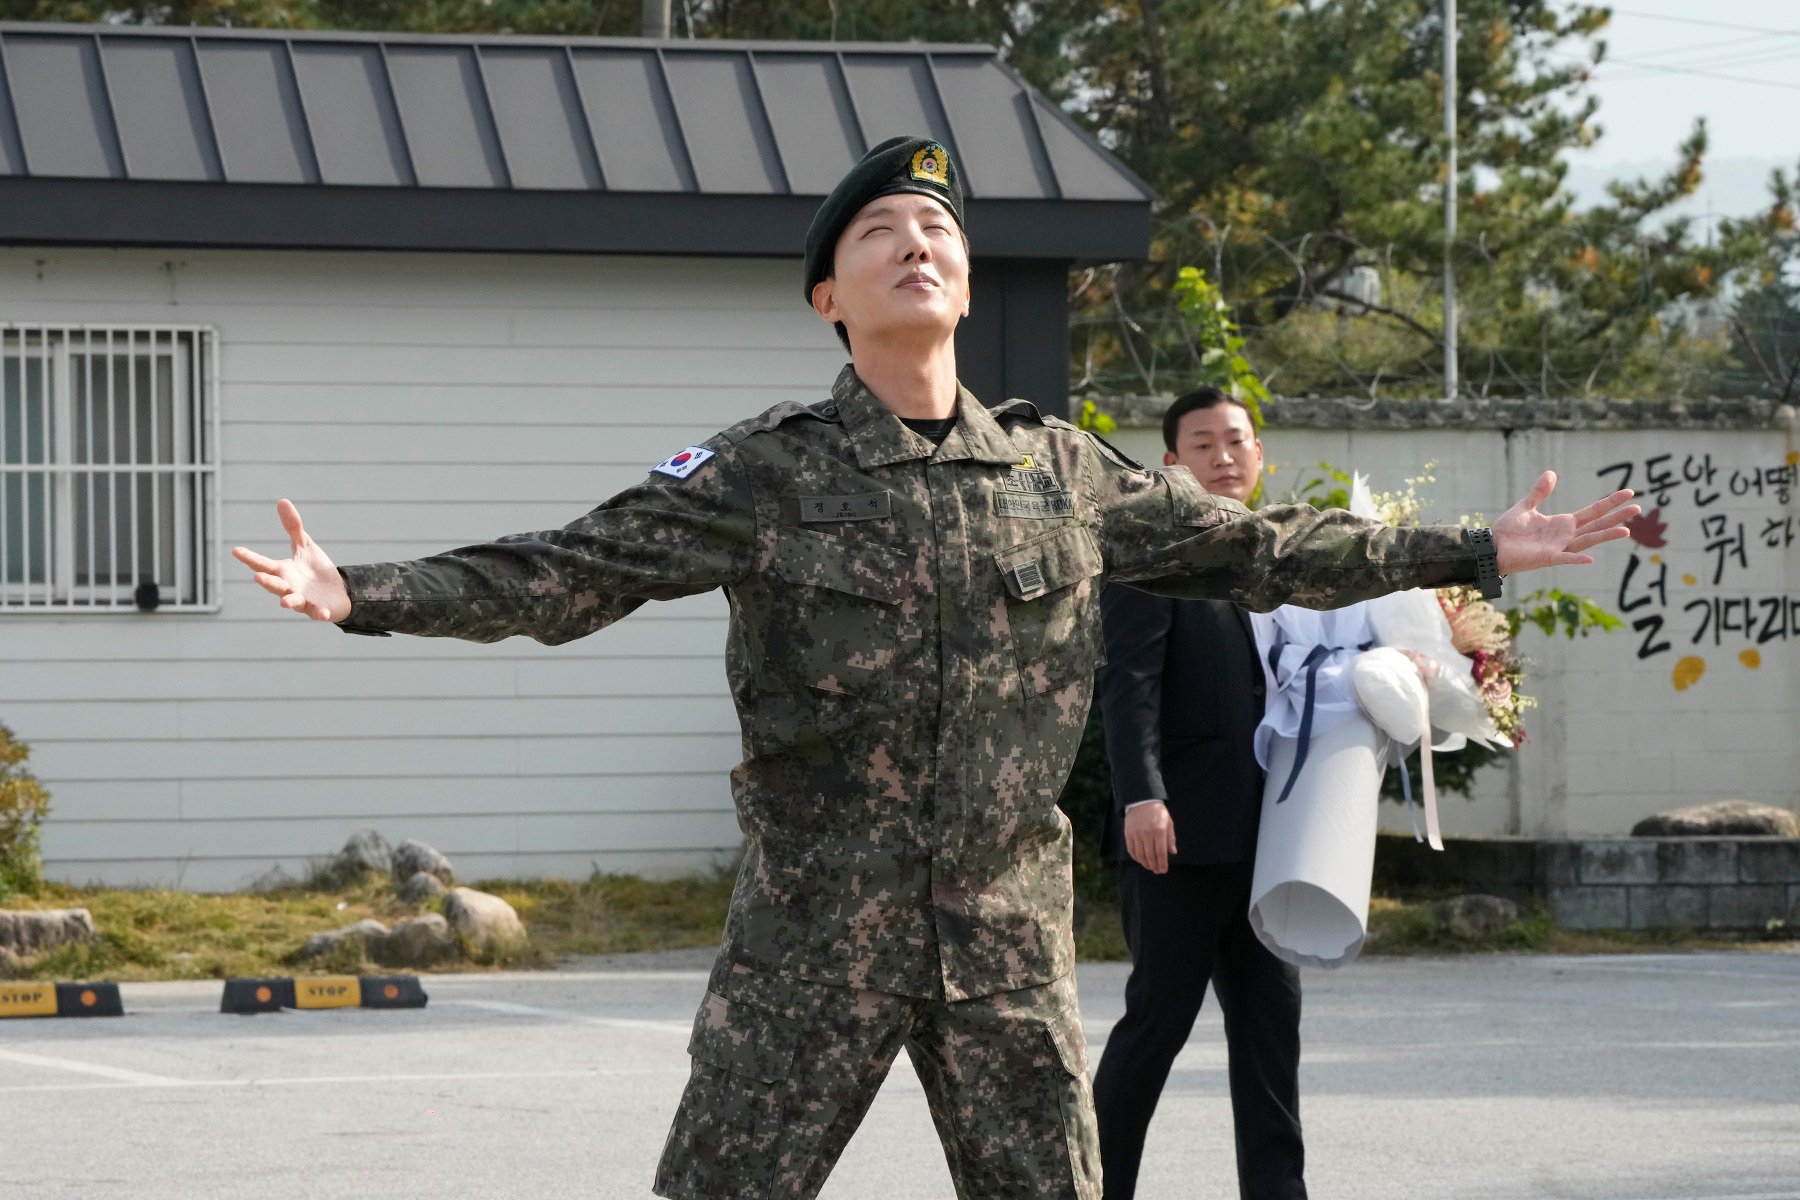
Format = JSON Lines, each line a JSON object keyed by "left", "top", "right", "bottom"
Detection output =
{"left": 1092, "top": 387, "right": 1305, "bottom": 1200}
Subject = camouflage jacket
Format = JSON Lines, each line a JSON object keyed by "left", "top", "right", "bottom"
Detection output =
{"left": 338, "top": 365, "right": 1478, "bottom": 1000}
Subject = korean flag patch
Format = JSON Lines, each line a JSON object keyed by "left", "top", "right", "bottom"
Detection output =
{"left": 652, "top": 445, "right": 715, "bottom": 480}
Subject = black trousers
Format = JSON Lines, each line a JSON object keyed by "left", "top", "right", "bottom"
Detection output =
{"left": 1092, "top": 861, "right": 1306, "bottom": 1200}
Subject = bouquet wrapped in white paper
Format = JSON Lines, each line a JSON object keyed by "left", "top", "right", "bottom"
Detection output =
{"left": 1246, "top": 474, "right": 1511, "bottom": 970}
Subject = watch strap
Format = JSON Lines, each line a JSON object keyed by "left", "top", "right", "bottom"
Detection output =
{"left": 1467, "top": 527, "right": 1503, "bottom": 600}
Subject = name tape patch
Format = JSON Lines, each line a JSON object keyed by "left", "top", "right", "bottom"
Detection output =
{"left": 995, "top": 493, "right": 1074, "bottom": 520}
{"left": 799, "top": 492, "right": 892, "bottom": 523}
{"left": 653, "top": 446, "right": 715, "bottom": 480}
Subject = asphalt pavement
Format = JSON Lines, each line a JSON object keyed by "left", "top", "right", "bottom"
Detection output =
{"left": 2, "top": 951, "right": 1796, "bottom": 1199}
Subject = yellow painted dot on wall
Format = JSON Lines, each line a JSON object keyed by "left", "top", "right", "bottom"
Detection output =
{"left": 1672, "top": 656, "right": 1706, "bottom": 691}
{"left": 1740, "top": 649, "right": 1761, "bottom": 670}
{"left": 1788, "top": 451, "right": 1799, "bottom": 466}
{"left": 1681, "top": 573, "right": 1697, "bottom": 586}
{"left": 1649, "top": 554, "right": 1662, "bottom": 565}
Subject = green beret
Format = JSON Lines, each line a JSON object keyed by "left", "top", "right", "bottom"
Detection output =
{"left": 802, "top": 135, "right": 965, "bottom": 302}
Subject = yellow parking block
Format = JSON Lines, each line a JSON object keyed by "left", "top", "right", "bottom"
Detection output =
{"left": 295, "top": 976, "right": 361, "bottom": 1009}
{"left": 221, "top": 975, "right": 427, "bottom": 1015}
{"left": 0, "top": 981, "right": 123, "bottom": 1018}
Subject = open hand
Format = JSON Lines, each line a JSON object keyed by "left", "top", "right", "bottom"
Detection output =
{"left": 231, "top": 499, "right": 352, "bottom": 622}
{"left": 1491, "top": 471, "right": 1639, "bottom": 577}
{"left": 1124, "top": 801, "right": 1178, "bottom": 875}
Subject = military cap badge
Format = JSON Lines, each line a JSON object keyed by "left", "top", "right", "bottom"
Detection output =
{"left": 910, "top": 145, "right": 950, "bottom": 187}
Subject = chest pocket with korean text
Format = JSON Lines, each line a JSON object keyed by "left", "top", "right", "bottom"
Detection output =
{"left": 767, "top": 526, "right": 907, "bottom": 696}
{"left": 994, "top": 523, "right": 1106, "bottom": 696}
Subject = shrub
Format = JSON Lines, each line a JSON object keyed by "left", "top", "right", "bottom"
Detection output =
{"left": 0, "top": 724, "right": 52, "bottom": 900}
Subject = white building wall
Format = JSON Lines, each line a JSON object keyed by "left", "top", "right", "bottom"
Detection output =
{"left": 1111, "top": 421, "right": 1800, "bottom": 839}
{"left": 1, "top": 247, "right": 847, "bottom": 889}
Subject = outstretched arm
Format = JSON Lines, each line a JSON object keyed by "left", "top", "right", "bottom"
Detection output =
{"left": 1087, "top": 437, "right": 1636, "bottom": 610}
{"left": 230, "top": 448, "right": 758, "bottom": 645}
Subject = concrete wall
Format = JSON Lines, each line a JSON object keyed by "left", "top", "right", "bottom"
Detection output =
{"left": 1110, "top": 416, "right": 1800, "bottom": 839}
{"left": 2, "top": 247, "right": 857, "bottom": 889}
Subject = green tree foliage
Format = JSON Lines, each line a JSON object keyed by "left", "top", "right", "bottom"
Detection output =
{"left": 1718, "top": 192, "right": 1800, "bottom": 402}
{"left": 1171, "top": 266, "right": 1270, "bottom": 424}
{"left": 1062, "top": 0, "right": 1798, "bottom": 400}
{"left": 0, "top": 725, "right": 52, "bottom": 900}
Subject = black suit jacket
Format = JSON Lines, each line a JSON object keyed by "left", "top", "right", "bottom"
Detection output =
{"left": 1096, "top": 583, "right": 1269, "bottom": 867}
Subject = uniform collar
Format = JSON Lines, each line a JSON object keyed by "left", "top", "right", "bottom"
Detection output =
{"left": 830, "top": 364, "right": 1024, "bottom": 470}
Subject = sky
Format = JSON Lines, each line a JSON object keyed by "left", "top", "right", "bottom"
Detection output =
{"left": 1557, "top": 0, "right": 1800, "bottom": 222}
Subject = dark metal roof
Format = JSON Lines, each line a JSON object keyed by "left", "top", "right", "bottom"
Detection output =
{"left": 0, "top": 22, "right": 1152, "bottom": 261}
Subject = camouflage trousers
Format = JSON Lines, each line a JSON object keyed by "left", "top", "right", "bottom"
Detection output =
{"left": 653, "top": 959, "right": 1101, "bottom": 1199}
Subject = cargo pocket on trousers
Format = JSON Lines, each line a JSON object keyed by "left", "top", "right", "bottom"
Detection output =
{"left": 1045, "top": 1007, "right": 1103, "bottom": 1199}
{"left": 656, "top": 990, "right": 805, "bottom": 1198}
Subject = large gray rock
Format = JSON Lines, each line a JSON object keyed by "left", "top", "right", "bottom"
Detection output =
{"left": 0, "top": 908, "right": 98, "bottom": 957}
{"left": 298, "top": 918, "right": 388, "bottom": 960}
{"left": 372, "top": 914, "right": 457, "bottom": 968}
{"left": 1432, "top": 894, "right": 1521, "bottom": 940}
{"left": 442, "top": 887, "right": 526, "bottom": 953}
{"left": 322, "top": 829, "right": 393, "bottom": 885}
{"left": 399, "top": 871, "right": 448, "bottom": 905}
{"left": 392, "top": 839, "right": 454, "bottom": 885}
{"left": 1631, "top": 802, "right": 1798, "bottom": 838}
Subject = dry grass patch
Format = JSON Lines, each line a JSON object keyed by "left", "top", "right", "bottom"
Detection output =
{"left": 485, "top": 872, "right": 735, "bottom": 958}
{"left": 2, "top": 870, "right": 736, "bottom": 982}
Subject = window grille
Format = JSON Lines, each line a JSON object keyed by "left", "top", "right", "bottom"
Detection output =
{"left": 1, "top": 325, "right": 219, "bottom": 612}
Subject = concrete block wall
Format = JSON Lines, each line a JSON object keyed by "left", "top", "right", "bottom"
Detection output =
{"left": 1375, "top": 833, "right": 1800, "bottom": 931}
{"left": 1551, "top": 838, "right": 1800, "bottom": 932}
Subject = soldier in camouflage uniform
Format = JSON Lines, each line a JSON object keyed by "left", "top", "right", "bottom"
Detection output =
{"left": 234, "top": 136, "right": 1636, "bottom": 1199}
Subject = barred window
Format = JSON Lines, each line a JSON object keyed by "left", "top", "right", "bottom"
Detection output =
{"left": 1, "top": 325, "right": 218, "bottom": 611}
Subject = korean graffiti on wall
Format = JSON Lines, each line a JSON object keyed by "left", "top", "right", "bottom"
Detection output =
{"left": 1601, "top": 448, "right": 1800, "bottom": 691}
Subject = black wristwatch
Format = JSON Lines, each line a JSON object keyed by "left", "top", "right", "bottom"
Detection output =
{"left": 1467, "top": 527, "right": 1503, "bottom": 600}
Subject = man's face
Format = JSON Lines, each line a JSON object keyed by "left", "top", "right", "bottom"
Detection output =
{"left": 1165, "top": 402, "right": 1263, "bottom": 504}
{"left": 810, "top": 192, "right": 970, "bottom": 349}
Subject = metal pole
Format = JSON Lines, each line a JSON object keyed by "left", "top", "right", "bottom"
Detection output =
{"left": 1443, "top": 0, "right": 1458, "bottom": 401}
{"left": 642, "top": 0, "right": 670, "bottom": 39}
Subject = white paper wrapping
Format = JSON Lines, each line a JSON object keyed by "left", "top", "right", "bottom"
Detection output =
{"left": 1247, "top": 710, "right": 1388, "bottom": 970}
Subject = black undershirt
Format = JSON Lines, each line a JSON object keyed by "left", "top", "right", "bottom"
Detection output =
{"left": 901, "top": 416, "right": 958, "bottom": 446}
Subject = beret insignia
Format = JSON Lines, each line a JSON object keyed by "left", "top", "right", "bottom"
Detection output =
{"left": 910, "top": 145, "right": 950, "bottom": 187}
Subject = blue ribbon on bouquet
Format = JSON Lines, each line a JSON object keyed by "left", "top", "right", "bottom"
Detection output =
{"left": 1268, "top": 639, "right": 1374, "bottom": 806}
